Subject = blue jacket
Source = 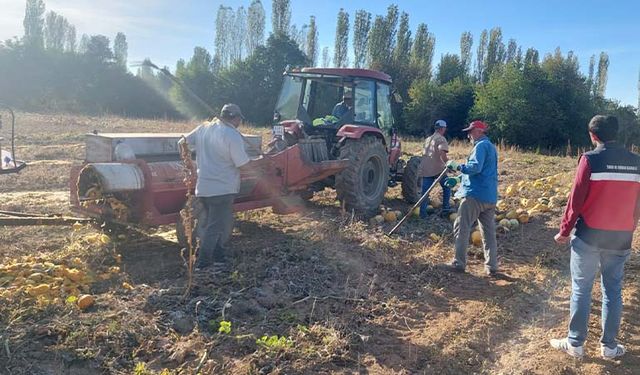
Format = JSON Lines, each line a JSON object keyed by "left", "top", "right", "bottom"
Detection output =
{"left": 455, "top": 136, "right": 498, "bottom": 204}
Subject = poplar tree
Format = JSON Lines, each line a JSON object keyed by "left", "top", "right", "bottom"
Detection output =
{"left": 65, "top": 25, "right": 76, "bottom": 53}
{"left": 595, "top": 51, "right": 609, "bottom": 97}
{"left": 459, "top": 31, "right": 473, "bottom": 75}
{"left": 393, "top": 12, "right": 411, "bottom": 65}
{"left": 232, "top": 6, "right": 247, "bottom": 63}
{"left": 505, "top": 39, "right": 517, "bottom": 63}
{"left": 272, "top": 0, "right": 291, "bottom": 36}
{"left": 410, "top": 23, "right": 435, "bottom": 81}
{"left": 113, "top": 32, "right": 128, "bottom": 68}
{"left": 484, "top": 27, "right": 504, "bottom": 82}
{"left": 587, "top": 55, "right": 595, "bottom": 96}
{"left": 23, "top": 0, "right": 45, "bottom": 49}
{"left": 367, "top": 5, "right": 398, "bottom": 70}
{"left": 214, "top": 6, "right": 231, "bottom": 67}
{"left": 306, "top": 16, "right": 318, "bottom": 66}
{"left": 78, "top": 34, "right": 89, "bottom": 54}
{"left": 333, "top": 9, "right": 349, "bottom": 68}
{"left": 246, "top": 0, "right": 265, "bottom": 56}
{"left": 322, "top": 46, "right": 330, "bottom": 68}
{"left": 352, "top": 10, "right": 371, "bottom": 68}
{"left": 524, "top": 48, "right": 539, "bottom": 67}
{"left": 45, "top": 11, "right": 67, "bottom": 51}
{"left": 475, "top": 29, "right": 488, "bottom": 82}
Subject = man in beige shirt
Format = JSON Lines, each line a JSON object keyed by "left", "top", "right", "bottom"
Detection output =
{"left": 418, "top": 119, "right": 450, "bottom": 218}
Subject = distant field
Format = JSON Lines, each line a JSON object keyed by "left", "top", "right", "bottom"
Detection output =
{"left": 0, "top": 112, "right": 638, "bottom": 374}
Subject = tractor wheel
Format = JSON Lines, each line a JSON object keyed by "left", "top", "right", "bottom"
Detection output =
{"left": 176, "top": 198, "right": 206, "bottom": 248}
{"left": 401, "top": 156, "right": 422, "bottom": 204}
{"left": 335, "top": 136, "right": 389, "bottom": 217}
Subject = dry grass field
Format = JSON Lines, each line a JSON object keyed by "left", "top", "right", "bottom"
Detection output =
{"left": 0, "top": 112, "right": 638, "bottom": 374}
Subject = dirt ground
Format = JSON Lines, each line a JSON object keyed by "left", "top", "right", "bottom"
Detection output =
{"left": 0, "top": 112, "right": 638, "bottom": 375}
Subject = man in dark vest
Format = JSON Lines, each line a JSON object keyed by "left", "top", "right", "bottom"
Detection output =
{"left": 551, "top": 115, "right": 640, "bottom": 360}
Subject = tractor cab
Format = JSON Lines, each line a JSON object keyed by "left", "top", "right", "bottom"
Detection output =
{"left": 273, "top": 68, "right": 395, "bottom": 146}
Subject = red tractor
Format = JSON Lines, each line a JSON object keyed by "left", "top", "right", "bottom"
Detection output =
{"left": 268, "top": 68, "right": 420, "bottom": 215}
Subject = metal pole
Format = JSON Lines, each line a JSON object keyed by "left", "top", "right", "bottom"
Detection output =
{"left": 387, "top": 167, "right": 449, "bottom": 236}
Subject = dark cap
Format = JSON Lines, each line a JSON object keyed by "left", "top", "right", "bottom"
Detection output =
{"left": 220, "top": 103, "right": 244, "bottom": 120}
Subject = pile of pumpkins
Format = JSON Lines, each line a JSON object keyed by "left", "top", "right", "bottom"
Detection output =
{"left": 495, "top": 172, "right": 572, "bottom": 232}
{"left": 0, "top": 233, "right": 120, "bottom": 310}
{"left": 369, "top": 206, "right": 404, "bottom": 225}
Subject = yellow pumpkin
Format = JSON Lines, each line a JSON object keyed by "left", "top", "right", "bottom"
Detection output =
{"left": 77, "top": 294, "right": 95, "bottom": 310}
{"left": 471, "top": 231, "right": 483, "bottom": 246}
{"left": 383, "top": 211, "right": 398, "bottom": 222}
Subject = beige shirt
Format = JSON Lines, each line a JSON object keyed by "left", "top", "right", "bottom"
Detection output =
{"left": 418, "top": 132, "right": 449, "bottom": 177}
{"left": 184, "top": 119, "right": 250, "bottom": 197}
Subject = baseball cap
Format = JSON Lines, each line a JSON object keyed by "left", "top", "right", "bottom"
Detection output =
{"left": 220, "top": 103, "right": 245, "bottom": 119}
{"left": 434, "top": 119, "right": 447, "bottom": 128}
{"left": 462, "top": 120, "right": 488, "bottom": 132}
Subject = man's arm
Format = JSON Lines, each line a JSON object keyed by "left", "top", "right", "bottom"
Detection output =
{"left": 180, "top": 125, "right": 200, "bottom": 147}
{"left": 228, "top": 132, "right": 251, "bottom": 169}
{"left": 555, "top": 156, "right": 591, "bottom": 243}
{"left": 459, "top": 143, "right": 486, "bottom": 175}
{"left": 438, "top": 139, "right": 449, "bottom": 163}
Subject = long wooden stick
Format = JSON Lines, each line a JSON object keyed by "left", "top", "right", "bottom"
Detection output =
{"left": 0, "top": 216, "right": 92, "bottom": 226}
{"left": 387, "top": 168, "right": 449, "bottom": 236}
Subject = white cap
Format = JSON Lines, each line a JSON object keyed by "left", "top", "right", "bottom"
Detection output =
{"left": 434, "top": 119, "right": 447, "bottom": 128}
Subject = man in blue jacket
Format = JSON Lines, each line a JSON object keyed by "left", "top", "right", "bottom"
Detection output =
{"left": 446, "top": 120, "right": 499, "bottom": 276}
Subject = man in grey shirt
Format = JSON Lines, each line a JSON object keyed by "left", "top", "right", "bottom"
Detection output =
{"left": 181, "top": 103, "right": 250, "bottom": 268}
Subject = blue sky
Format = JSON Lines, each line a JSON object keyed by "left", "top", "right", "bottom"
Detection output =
{"left": 1, "top": 0, "right": 638, "bottom": 106}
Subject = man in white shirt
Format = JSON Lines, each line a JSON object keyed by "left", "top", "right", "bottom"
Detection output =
{"left": 181, "top": 103, "right": 250, "bottom": 268}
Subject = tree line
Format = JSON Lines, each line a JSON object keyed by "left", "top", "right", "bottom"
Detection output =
{"left": 1, "top": 0, "right": 638, "bottom": 148}
{"left": 165, "top": 0, "right": 638, "bottom": 148}
{"left": 0, "top": 0, "right": 179, "bottom": 118}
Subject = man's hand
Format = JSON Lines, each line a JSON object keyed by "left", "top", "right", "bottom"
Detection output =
{"left": 554, "top": 233, "right": 570, "bottom": 244}
{"left": 446, "top": 160, "right": 460, "bottom": 171}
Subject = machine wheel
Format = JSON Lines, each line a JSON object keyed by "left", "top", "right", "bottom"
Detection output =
{"left": 335, "top": 136, "right": 389, "bottom": 217}
{"left": 176, "top": 198, "right": 206, "bottom": 248}
{"left": 401, "top": 156, "right": 422, "bottom": 204}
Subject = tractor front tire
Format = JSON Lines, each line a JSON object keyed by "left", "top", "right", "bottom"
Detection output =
{"left": 335, "top": 136, "right": 389, "bottom": 217}
{"left": 401, "top": 156, "right": 422, "bottom": 204}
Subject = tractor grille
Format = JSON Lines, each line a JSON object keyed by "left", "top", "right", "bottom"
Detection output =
{"left": 299, "top": 138, "right": 329, "bottom": 163}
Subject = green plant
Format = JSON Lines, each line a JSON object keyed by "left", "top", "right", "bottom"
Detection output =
{"left": 256, "top": 335, "right": 293, "bottom": 351}
{"left": 218, "top": 320, "right": 232, "bottom": 334}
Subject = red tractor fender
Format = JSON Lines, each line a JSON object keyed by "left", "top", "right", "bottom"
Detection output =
{"left": 336, "top": 125, "right": 386, "bottom": 145}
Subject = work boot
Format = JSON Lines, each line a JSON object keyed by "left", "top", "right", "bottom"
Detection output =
{"left": 550, "top": 338, "right": 584, "bottom": 359}
{"left": 601, "top": 344, "right": 626, "bottom": 360}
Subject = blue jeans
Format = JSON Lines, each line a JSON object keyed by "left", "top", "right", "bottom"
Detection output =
{"left": 568, "top": 236, "right": 631, "bottom": 349}
{"left": 419, "top": 175, "right": 451, "bottom": 218}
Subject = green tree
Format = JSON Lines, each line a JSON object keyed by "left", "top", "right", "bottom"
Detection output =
{"left": 271, "top": 0, "right": 291, "bottom": 36}
{"left": 587, "top": 55, "right": 596, "bottom": 96}
{"left": 305, "top": 16, "right": 318, "bottom": 65}
{"left": 78, "top": 33, "right": 89, "bottom": 54}
{"left": 475, "top": 29, "right": 487, "bottom": 82}
{"left": 232, "top": 6, "right": 247, "bottom": 63}
{"left": 393, "top": 12, "right": 411, "bottom": 67}
{"left": 214, "top": 6, "right": 232, "bottom": 68}
{"left": 246, "top": 0, "right": 265, "bottom": 56}
{"left": 459, "top": 31, "right": 473, "bottom": 76}
{"left": 411, "top": 23, "right": 435, "bottom": 81}
{"left": 484, "top": 27, "right": 504, "bottom": 82}
{"left": 367, "top": 5, "right": 398, "bottom": 70}
{"left": 352, "top": 10, "right": 371, "bottom": 68}
{"left": 23, "top": 0, "right": 45, "bottom": 49}
{"left": 173, "top": 47, "right": 216, "bottom": 117}
{"left": 113, "top": 32, "right": 128, "bottom": 68}
{"left": 321, "top": 46, "right": 330, "bottom": 67}
{"left": 65, "top": 25, "right": 76, "bottom": 53}
{"left": 405, "top": 78, "right": 474, "bottom": 136}
{"left": 216, "top": 34, "right": 309, "bottom": 124}
{"left": 85, "top": 35, "right": 112, "bottom": 63}
{"left": 333, "top": 9, "right": 349, "bottom": 68}
{"left": 505, "top": 39, "right": 517, "bottom": 63}
{"left": 436, "top": 54, "right": 465, "bottom": 85}
{"left": 524, "top": 48, "right": 539, "bottom": 68}
{"left": 44, "top": 11, "right": 67, "bottom": 51}
{"left": 595, "top": 51, "right": 609, "bottom": 97}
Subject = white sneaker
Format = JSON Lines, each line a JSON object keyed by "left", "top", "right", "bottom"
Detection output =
{"left": 550, "top": 338, "right": 584, "bottom": 358}
{"left": 601, "top": 344, "right": 625, "bottom": 360}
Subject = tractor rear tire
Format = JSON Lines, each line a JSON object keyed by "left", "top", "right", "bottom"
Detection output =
{"left": 176, "top": 198, "right": 206, "bottom": 248}
{"left": 401, "top": 156, "right": 422, "bottom": 204}
{"left": 335, "top": 136, "right": 389, "bottom": 217}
